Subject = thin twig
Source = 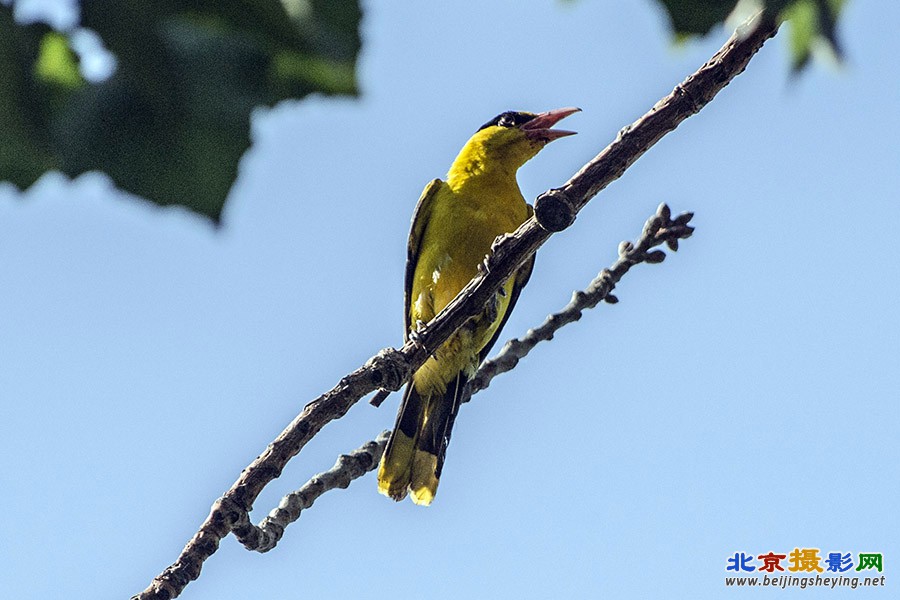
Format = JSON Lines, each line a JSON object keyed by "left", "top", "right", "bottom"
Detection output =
{"left": 133, "top": 15, "right": 777, "bottom": 600}
{"left": 470, "top": 203, "right": 694, "bottom": 394}
{"left": 233, "top": 432, "right": 391, "bottom": 552}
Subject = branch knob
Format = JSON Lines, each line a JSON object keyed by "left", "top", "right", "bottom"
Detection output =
{"left": 534, "top": 188, "right": 577, "bottom": 232}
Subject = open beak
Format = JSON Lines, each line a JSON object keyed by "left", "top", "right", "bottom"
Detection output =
{"left": 520, "top": 107, "right": 581, "bottom": 142}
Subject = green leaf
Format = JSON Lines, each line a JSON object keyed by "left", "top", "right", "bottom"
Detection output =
{"left": 657, "top": 0, "right": 741, "bottom": 36}
{"left": 780, "top": 0, "right": 845, "bottom": 71}
{"left": 653, "top": 0, "right": 845, "bottom": 72}
{"left": 35, "top": 32, "right": 85, "bottom": 90}
{"left": 0, "top": 8, "right": 63, "bottom": 188}
{"left": 782, "top": 0, "right": 816, "bottom": 70}
{"left": 0, "top": 0, "right": 362, "bottom": 223}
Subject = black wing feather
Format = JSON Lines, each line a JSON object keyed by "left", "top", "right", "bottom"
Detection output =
{"left": 404, "top": 179, "right": 444, "bottom": 338}
{"left": 478, "top": 203, "right": 537, "bottom": 362}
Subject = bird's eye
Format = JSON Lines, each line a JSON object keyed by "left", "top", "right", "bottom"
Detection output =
{"left": 477, "top": 111, "right": 528, "bottom": 132}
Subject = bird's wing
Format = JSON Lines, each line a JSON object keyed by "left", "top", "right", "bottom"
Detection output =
{"left": 478, "top": 205, "right": 536, "bottom": 363}
{"left": 404, "top": 178, "right": 444, "bottom": 339}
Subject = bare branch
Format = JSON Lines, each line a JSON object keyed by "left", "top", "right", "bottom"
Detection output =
{"left": 243, "top": 203, "right": 694, "bottom": 553}
{"left": 133, "top": 15, "right": 777, "bottom": 600}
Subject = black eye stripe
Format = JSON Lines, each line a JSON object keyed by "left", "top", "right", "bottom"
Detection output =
{"left": 477, "top": 111, "right": 536, "bottom": 132}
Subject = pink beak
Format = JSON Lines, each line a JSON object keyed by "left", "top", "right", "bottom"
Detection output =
{"left": 520, "top": 107, "right": 581, "bottom": 142}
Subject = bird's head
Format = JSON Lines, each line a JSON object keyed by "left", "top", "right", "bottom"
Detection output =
{"left": 448, "top": 107, "right": 580, "bottom": 184}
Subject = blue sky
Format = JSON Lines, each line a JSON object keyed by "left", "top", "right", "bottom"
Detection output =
{"left": 1, "top": 1, "right": 897, "bottom": 599}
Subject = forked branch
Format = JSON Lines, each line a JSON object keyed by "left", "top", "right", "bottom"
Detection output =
{"left": 230, "top": 202, "right": 695, "bottom": 554}
{"left": 133, "top": 14, "right": 778, "bottom": 600}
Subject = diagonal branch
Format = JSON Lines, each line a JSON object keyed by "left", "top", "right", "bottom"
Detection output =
{"left": 230, "top": 203, "right": 694, "bottom": 554}
{"left": 132, "top": 14, "right": 778, "bottom": 600}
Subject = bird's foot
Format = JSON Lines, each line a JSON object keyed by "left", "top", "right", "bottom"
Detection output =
{"left": 409, "top": 321, "right": 429, "bottom": 352}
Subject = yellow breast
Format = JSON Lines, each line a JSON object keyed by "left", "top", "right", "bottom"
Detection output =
{"left": 409, "top": 177, "right": 529, "bottom": 393}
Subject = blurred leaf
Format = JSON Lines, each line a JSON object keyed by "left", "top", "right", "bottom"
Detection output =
{"left": 1, "top": 0, "right": 362, "bottom": 223}
{"left": 781, "top": 0, "right": 845, "bottom": 71}
{"left": 782, "top": 0, "right": 817, "bottom": 69}
{"left": 0, "top": 8, "right": 64, "bottom": 187}
{"left": 654, "top": 0, "right": 844, "bottom": 71}
{"left": 657, "top": 0, "right": 740, "bottom": 36}
{"left": 35, "top": 32, "right": 85, "bottom": 90}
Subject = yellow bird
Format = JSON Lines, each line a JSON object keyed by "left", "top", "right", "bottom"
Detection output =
{"left": 377, "top": 107, "right": 580, "bottom": 505}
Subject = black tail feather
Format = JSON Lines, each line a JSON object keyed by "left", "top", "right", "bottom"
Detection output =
{"left": 419, "top": 372, "right": 467, "bottom": 479}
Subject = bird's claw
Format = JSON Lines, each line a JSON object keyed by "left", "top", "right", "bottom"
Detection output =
{"left": 409, "top": 322, "right": 428, "bottom": 352}
{"left": 478, "top": 254, "right": 491, "bottom": 275}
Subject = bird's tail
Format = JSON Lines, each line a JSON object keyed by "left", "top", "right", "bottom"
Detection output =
{"left": 377, "top": 384, "right": 423, "bottom": 501}
{"left": 377, "top": 373, "right": 466, "bottom": 505}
